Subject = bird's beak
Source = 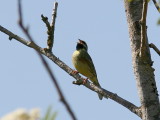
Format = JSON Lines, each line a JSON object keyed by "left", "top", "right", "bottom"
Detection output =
{"left": 77, "top": 39, "right": 82, "bottom": 44}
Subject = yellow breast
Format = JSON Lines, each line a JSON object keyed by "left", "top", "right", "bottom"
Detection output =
{"left": 72, "top": 50, "right": 93, "bottom": 79}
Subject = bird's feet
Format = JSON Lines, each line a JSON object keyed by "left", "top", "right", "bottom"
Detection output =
{"left": 73, "top": 78, "right": 88, "bottom": 85}
{"left": 72, "top": 70, "right": 79, "bottom": 74}
{"left": 83, "top": 78, "right": 88, "bottom": 84}
{"left": 72, "top": 70, "right": 88, "bottom": 85}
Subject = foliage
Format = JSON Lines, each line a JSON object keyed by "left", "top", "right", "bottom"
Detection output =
{"left": 0, "top": 107, "right": 57, "bottom": 120}
{"left": 0, "top": 108, "right": 40, "bottom": 120}
{"left": 41, "top": 106, "right": 57, "bottom": 120}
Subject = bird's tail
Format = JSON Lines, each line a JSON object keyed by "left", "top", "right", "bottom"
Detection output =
{"left": 93, "top": 79, "right": 103, "bottom": 100}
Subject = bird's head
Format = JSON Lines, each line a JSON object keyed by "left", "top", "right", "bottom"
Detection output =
{"left": 76, "top": 39, "right": 88, "bottom": 51}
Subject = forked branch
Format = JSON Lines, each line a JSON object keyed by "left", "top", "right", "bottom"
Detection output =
{"left": 41, "top": 2, "right": 58, "bottom": 52}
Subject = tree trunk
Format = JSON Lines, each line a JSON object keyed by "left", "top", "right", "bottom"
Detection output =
{"left": 124, "top": 0, "right": 160, "bottom": 120}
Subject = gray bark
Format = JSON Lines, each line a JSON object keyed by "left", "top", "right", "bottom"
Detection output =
{"left": 124, "top": 0, "right": 160, "bottom": 120}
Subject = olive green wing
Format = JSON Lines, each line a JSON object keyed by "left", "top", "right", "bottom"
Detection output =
{"left": 79, "top": 51, "right": 103, "bottom": 100}
{"left": 79, "top": 51, "right": 98, "bottom": 79}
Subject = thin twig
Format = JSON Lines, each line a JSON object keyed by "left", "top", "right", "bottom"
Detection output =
{"left": 41, "top": 2, "right": 58, "bottom": 52}
{"left": 49, "top": 2, "right": 58, "bottom": 51}
{"left": 140, "top": 0, "right": 148, "bottom": 57}
{"left": 152, "top": 0, "right": 160, "bottom": 13}
{"left": 50, "top": 2, "right": 58, "bottom": 30}
{"left": 41, "top": 15, "right": 51, "bottom": 31}
{"left": 17, "top": 0, "right": 77, "bottom": 120}
{"left": 0, "top": 24, "right": 142, "bottom": 118}
{"left": 149, "top": 43, "right": 160, "bottom": 56}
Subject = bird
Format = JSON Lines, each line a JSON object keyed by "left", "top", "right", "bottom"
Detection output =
{"left": 72, "top": 39, "right": 103, "bottom": 100}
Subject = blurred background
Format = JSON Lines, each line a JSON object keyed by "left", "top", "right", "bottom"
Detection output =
{"left": 0, "top": 0, "right": 160, "bottom": 120}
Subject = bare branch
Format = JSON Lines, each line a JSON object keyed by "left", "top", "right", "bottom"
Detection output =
{"left": 140, "top": 0, "right": 148, "bottom": 57}
{"left": 17, "top": 1, "right": 77, "bottom": 120}
{"left": 50, "top": 2, "right": 58, "bottom": 30}
{"left": 0, "top": 25, "right": 142, "bottom": 118}
{"left": 149, "top": 43, "right": 160, "bottom": 56}
{"left": 41, "top": 2, "right": 58, "bottom": 52}
{"left": 41, "top": 15, "right": 51, "bottom": 31}
{"left": 152, "top": 0, "right": 160, "bottom": 13}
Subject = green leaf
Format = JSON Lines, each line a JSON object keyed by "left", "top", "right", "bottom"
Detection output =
{"left": 41, "top": 106, "right": 57, "bottom": 120}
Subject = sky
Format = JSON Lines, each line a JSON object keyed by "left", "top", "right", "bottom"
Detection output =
{"left": 0, "top": 0, "right": 160, "bottom": 120}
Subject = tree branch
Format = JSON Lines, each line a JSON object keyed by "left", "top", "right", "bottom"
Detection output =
{"left": 152, "top": 0, "right": 160, "bottom": 13}
{"left": 140, "top": 0, "right": 148, "bottom": 57}
{"left": 149, "top": 43, "right": 160, "bottom": 56}
{"left": 41, "top": 2, "right": 58, "bottom": 52}
{"left": 0, "top": 24, "right": 142, "bottom": 118}
{"left": 124, "top": 0, "right": 160, "bottom": 119}
{"left": 17, "top": 0, "right": 76, "bottom": 120}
